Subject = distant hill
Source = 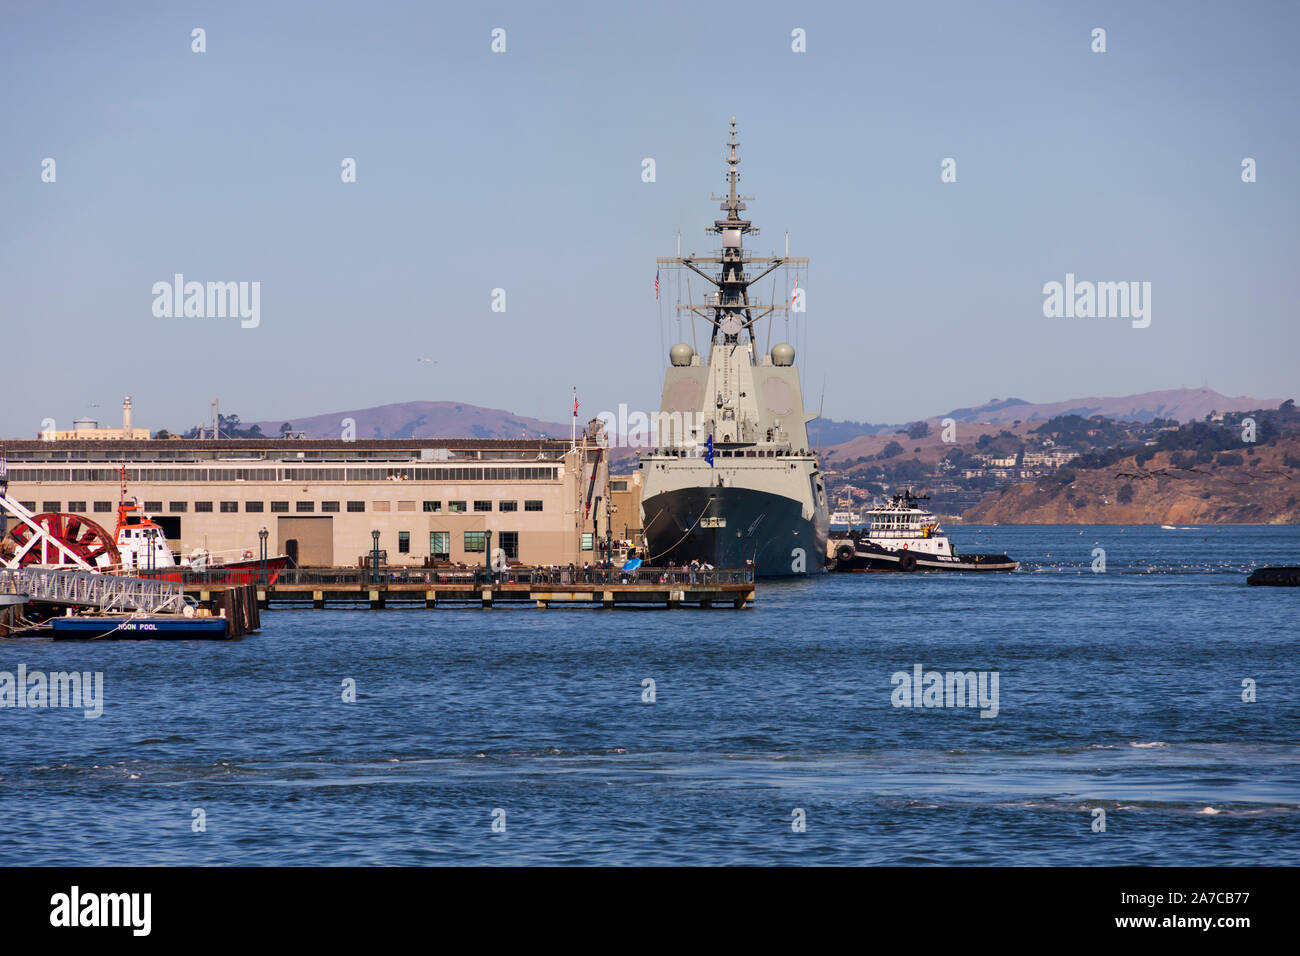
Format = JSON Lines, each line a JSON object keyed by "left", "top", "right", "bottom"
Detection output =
{"left": 805, "top": 417, "right": 893, "bottom": 445}
{"left": 823, "top": 421, "right": 1040, "bottom": 467}
{"left": 810, "top": 389, "right": 1281, "bottom": 449}
{"left": 963, "top": 436, "right": 1300, "bottom": 525}
{"left": 936, "top": 388, "right": 1281, "bottom": 426}
{"left": 240, "top": 388, "right": 1282, "bottom": 445}
{"left": 962, "top": 401, "right": 1300, "bottom": 524}
{"left": 249, "top": 401, "right": 570, "bottom": 441}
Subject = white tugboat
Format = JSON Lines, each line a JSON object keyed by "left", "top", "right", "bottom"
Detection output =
{"left": 827, "top": 490, "right": 1017, "bottom": 572}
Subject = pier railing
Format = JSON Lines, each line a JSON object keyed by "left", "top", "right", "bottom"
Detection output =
{"left": 143, "top": 566, "right": 755, "bottom": 588}
{"left": 1, "top": 567, "right": 190, "bottom": 614}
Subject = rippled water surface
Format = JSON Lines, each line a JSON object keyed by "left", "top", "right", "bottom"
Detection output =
{"left": 2, "top": 525, "right": 1297, "bottom": 865}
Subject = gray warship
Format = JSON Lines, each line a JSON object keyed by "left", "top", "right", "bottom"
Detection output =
{"left": 638, "top": 119, "right": 829, "bottom": 577}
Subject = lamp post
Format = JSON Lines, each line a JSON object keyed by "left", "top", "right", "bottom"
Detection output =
{"left": 484, "top": 529, "right": 492, "bottom": 586}
{"left": 258, "top": 526, "right": 268, "bottom": 584}
{"left": 371, "top": 529, "right": 381, "bottom": 585}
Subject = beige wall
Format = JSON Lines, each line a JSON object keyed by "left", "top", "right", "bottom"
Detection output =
{"left": 608, "top": 472, "right": 643, "bottom": 545}
{"left": 3, "top": 447, "right": 607, "bottom": 568}
{"left": 47, "top": 429, "right": 151, "bottom": 441}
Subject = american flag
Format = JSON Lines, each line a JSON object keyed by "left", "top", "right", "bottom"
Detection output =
{"left": 655, "top": 269, "right": 659, "bottom": 300}
{"left": 573, "top": 395, "right": 579, "bottom": 416}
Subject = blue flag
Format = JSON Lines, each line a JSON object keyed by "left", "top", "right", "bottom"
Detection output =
{"left": 704, "top": 433, "right": 714, "bottom": 468}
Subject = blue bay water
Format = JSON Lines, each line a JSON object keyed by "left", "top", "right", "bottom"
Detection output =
{"left": 1, "top": 524, "right": 1297, "bottom": 865}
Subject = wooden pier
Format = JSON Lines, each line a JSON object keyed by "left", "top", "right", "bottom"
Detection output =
{"left": 171, "top": 567, "right": 755, "bottom": 610}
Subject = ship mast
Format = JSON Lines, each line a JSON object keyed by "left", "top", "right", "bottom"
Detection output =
{"left": 657, "top": 118, "right": 807, "bottom": 346}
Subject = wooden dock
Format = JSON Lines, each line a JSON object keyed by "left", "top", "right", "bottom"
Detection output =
{"left": 173, "top": 567, "right": 755, "bottom": 610}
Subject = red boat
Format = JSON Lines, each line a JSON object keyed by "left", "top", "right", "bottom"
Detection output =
{"left": 111, "top": 466, "right": 290, "bottom": 583}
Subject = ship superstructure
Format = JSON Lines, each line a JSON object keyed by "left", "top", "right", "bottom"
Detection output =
{"left": 639, "top": 119, "right": 829, "bottom": 576}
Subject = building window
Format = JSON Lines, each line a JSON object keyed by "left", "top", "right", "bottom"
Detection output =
{"left": 463, "top": 531, "right": 486, "bottom": 553}
{"left": 144, "top": 501, "right": 163, "bottom": 511}
{"left": 347, "top": 501, "right": 365, "bottom": 512}
{"left": 373, "top": 501, "right": 391, "bottom": 512}
{"left": 220, "top": 501, "right": 238, "bottom": 513}
{"left": 296, "top": 501, "right": 315, "bottom": 512}
{"left": 321, "top": 501, "right": 340, "bottom": 513}
{"left": 169, "top": 501, "right": 188, "bottom": 512}
{"left": 430, "top": 531, "right": 449, "bottom": 560}
{"left": 474, "top": 500, "right": 492, "bottom": 512}
{"left": 398, "top": 531, "right": 410, "bottom": 554}
{"left": 581, "top": 532, "right": 593, "bottom": 551}
{"left": 423, "top": 501, "right": 441, "bottom": 512}
{"left": 525, "top": 500, "right": 543, "bottom": 512}
{"left": 19, "top": 502, "right": 35, "bottom": 512}
{"left": 40, "top": 501, "right": 60, "bottom": 512}
{"left": 195, "top": 501, "right": 213, "bottom": 513}
{"left": 499, "top": 531, "right": 518, "bottom": 559}
{"left": 398, "top": 500, "right": 416, "bottom": 512}
{"left": 611, "top": 480, "right": 628, "bottom": 491}
{"left": 67, "top": 501, "right": 87, "bottom": 512}
{"left": 271, "top": 501, "right": 289, "bottom": 513}
{"left": 499, "top": 500, "right": 518, "bottom": 512}
{"left": 449, "top": 501, "right": 467, "bottom": 513}
{"left": 93, "top": 501, "right": 112, "bottom": 513}
{"left": 246, "top": 501, "right": 264, "bottom": 512}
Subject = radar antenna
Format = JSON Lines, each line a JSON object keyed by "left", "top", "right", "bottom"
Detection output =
{"left": 656, "top": 118, "right": 807, "bottom": 344}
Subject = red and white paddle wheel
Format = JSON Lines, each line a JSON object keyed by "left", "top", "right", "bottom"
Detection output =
{"left": 1, "top": 461, "right": 119, "bottom": 572}
{"left": 1, "top": 511, "right": 121, "bottom": 571}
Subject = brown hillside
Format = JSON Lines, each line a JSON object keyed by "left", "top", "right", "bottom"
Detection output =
{"left": 962, "top": 438, "right": 1300, "bottom": 524}
{"left": 824, "top": 421, "right": 1038, "bottom": 468}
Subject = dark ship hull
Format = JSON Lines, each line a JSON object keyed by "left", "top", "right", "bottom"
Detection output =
{"left": 1246, "top": 566, "right": 1300, "bottom": 586}
{"left": 642, "top": 485, "right": 828, "bottom": 578}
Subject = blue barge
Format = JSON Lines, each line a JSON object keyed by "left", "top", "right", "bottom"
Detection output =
{"left": 51, "top": 616, "right": 230, "bottom": 640}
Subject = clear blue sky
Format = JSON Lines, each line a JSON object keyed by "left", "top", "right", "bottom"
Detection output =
{"left": 2, "top": 0, "right": 1296, "bottom": 437}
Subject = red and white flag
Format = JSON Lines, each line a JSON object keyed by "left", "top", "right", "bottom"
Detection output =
{"left": 655, "top": 269, "right": 660, "bottom": 300}
{"left": 790, "top": 277, "right": 799, "bottom": 308}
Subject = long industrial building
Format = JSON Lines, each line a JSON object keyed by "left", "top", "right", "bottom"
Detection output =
{"left": 1, "top": 434, "right": 617, "bottom": 568}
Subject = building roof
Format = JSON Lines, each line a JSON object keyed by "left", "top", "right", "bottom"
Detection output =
{"left": 0, "top": 437, "right": 578, "bottom": 463}
{"left": 0, "top": 437, "right": 574, "bottom": 453}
